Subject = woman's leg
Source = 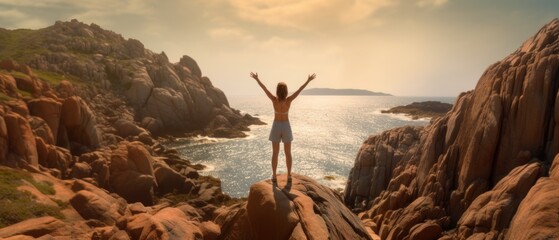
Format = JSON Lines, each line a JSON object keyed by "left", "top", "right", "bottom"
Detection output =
{"left": 284, "top": 142, "right": 292, "bottom": 177}
{"left": 272, "top": 142, "right": 280, "bottom": 179}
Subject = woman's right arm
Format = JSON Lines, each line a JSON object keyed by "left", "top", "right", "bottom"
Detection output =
{"left": 287, "top": 73, "right": 316, "bottom": 102}
{"left": 251, "top": 72, "right": 275, "bottom": 101}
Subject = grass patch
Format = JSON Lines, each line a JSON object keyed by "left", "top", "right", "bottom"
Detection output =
{"left": 51, "top": 198, "right": 69, "bottom": 209}
{"left": 17, "top": 89, "right": 32, "bottom": 98}
{"left": 33, "top": 181, "right": 55, "bottom": 195}
{"left": 33, "top": 69, "right": 82, "bottom": 86}
{"left": 8, "top": 71, "right": 30, "bottom": 81}
{"left": 0, "top": 92, "right": 12, "bottom": 102}
{"left": 0, "top": 28, "right": 47, "bottom": 62}
{"left": 0, "top": 167, "right": 63, "bottom": 228}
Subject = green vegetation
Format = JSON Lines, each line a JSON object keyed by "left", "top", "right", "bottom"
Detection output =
{"left": 17, "top": 89, "right": 32, "bottom": 98}
{"left": 0, "top": 92, "right": 12, "bottom": 102}
{"left": 0, "top": 167, "right": 63, "bottom": 228}
{"left": 0, "top": 28, "right": 47, "bottom": 62}
{"left": 51, "top": 198, "right": 70, "bottom": 209}
{"left": 33, "top": 181, "right": 56, "bottom": 195}
{"left": 34, "top": 69, "right": 83, "bottom": 86}
{"left": 8, "top": 70, "right": 30, "bottom": 81}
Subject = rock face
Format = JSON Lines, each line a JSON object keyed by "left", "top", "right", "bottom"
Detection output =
{"left": 344, "top": 18, "right": 559, "bottom": 239}
{"left": 216, "top": 174, "right": 372, "bottom": 240}
{"left": 0, "top": 19, "right": 263, "bottom": 137}
{"left": 505, "top": 155, "right": 559, "bottom": 240}
{"left": 0, "top": 20, "right": 259, "bottom": 240}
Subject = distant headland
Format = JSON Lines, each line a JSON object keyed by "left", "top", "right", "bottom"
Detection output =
{"left": 301, "top": 88, "right": 392, "bottom": 96}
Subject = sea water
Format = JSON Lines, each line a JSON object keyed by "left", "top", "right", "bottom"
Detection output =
{"left": 165, "top": 95, "right": 455, "bottom": 198}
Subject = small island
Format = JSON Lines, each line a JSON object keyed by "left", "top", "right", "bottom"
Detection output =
{"left": 382, "top": 101, "right": 452, "bottom": 119}
{"left": 302, "top": 88, "right": 392, "bottom": 96}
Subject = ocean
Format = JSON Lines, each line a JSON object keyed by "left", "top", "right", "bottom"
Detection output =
{"left": 165, "top": 95, "right": 455, "bottom": 198}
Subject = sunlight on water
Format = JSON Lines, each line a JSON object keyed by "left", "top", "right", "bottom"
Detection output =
{"left": 165, "top": 95, "right": 454, "bottom": 198}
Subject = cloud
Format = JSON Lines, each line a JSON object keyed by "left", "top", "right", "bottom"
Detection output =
{"left": 260, "top": 36, "right": 300, "bottom": 49}
{"left": 416, "top": 0, "right": 448, "bottom": 7}
{"left": 228, "top": 0, "right": 394, "bottom": 30}
{"left": 208, "top": 27, "right": 254, "bottom": 41}
{"left": 0, "top": 8, "right": 49, "bottom": 29}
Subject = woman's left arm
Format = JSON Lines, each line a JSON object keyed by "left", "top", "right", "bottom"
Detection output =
{"left": 287, "top": 73, "right": 316, "bottom": 102}
{"left": 251, "top": 72, "right": 275, "bottom": 101}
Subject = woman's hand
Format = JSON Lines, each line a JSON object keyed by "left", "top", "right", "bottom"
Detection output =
{"left": 307, "top": 73, "right": 316, "bottom": 82}
{"left": 250, "top": 72, "right": 259, "bottom": 81}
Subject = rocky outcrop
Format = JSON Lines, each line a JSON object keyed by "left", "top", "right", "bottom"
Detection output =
{"left": 381, "top": 101, "right": 452, "bottom": 120}
{"left": 344, "top": 126, "right": 422, "bottom": 211}
{"left": 345, "top": 18, "right": 559, "bottom": 239}
{"left": 0, "top": 217, "right": 65, "bottom": 239}
{"left": 126, "top": 207, "right": 203, "bottom": 240}
{"left": 505, "top": 155, "right": 559, "bottom": 239}
{"left": 216, "top": 174, "right": 372, "bottom": 240}
{"left": 452, "top": 161, "right": 543, "bottom": 239}
{"left": 4, "top": 112, "right": 38, "bottom": 167}
{"left": 1, "top": 19, "right": 262, "bottom": 137}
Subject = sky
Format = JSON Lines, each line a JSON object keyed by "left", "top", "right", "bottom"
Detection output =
{"left": 0, "top": 0, "right": 558, "bottom": 96}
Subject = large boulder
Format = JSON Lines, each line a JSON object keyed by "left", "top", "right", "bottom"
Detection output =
{"left": 60, "top": 96, "right": 102, "bottom": 149}
{"left": 27, "top": 97, "right": 62, "bottom": 143}
{"left": 153, "top": 165, "right": 185, "bottom": 194}
{"left": 125, "top": 207, "right": 203, "bottom": 240}
{"left": 109, "top": 141, "right": 156, "bottom": 205}
{"left": 0, "top": 114, "right": 8, "bottom": 161}
{"left": 453, "top": 162, "right": 543, "bottom": 239}
{"left": 0, "top": 216, "right": 64, "bottom": 238}
{"left": 124, "top": 66, "right": 154, "bottom": 107}
{"left": 4, "top": 112, "right": 38, "bottom": 166}
{"left": 0, "top": 73, "right": 19, "bottom": 97}
{"left": 217, "top": 174, "right": 371, "bottom": 240}
{"left": 69, "top": 190, "right": 124, "bottom": 225}
{"left": 505, "top": 154, "right": 559, "bottom": 240}
{"left": 344, "top": 126, "right": 422, "bottom": 210}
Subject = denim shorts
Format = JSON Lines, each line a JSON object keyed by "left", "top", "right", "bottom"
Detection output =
{"left": 269, "top": 121, "right": 293, "bottom": 143}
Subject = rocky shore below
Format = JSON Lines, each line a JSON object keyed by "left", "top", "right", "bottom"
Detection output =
{"left": 381, "top": 101, "right": 452, "bottom": 120}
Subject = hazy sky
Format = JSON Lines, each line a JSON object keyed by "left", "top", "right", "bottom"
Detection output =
{"left": 0, "top": 0, "right": 558, "bottom": 96}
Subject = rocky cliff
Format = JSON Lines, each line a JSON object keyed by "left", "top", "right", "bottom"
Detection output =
{"left": 0, "top": 19, "right": 262, "bottom": 137}
{"left": 0, "top": 19, "right": 261, "bottom": 239}
{"left": 344, "top": 18, "right": 559, "bottom": 239}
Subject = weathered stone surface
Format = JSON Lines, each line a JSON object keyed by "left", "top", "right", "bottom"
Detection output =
{"left": 0, "top": 114, "right": 7, "bottom": 161}
{"left": 0, "top": 217, "right": 64, "bottom": 238}
{"left": 27, "top": 97, "right": 62, "bottom": 143}
{"left": 5, "top": 112, "right": 38, "bottom": 166}
{"left": 60, "top": 96, "right": 102, "bottom": 149}
{"left": 114, "top": 119, "right": 146, "bottom": 138}
{"left": 71, "top": 161, "right": 92, "bottom": 179}
{"left": 70, "top": 190, "right": 123, "bottom": 225}
{"left": 153, "top": 165, "right": 185, "bottom": 194}
{"left": 344, "top": 126, "right": 422, "bottom": 211}
{"left": 126, "top": 208, "right": 203, "bottom": 240}
{"left": 345, "top": 18, "right": 559, "bottom": 240}
{"left": 218, "top": 174, "right": 371, "bottom": 240}
{"left": 506, "top": 177, "right": 559, "bottom": 240}
{"left": 453, "top": 162, "right": 543, "bottom": 239}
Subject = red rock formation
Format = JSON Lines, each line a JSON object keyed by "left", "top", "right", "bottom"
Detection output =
{"left": 345, "top": 18, "right": 559, "bottom": 239}
{"left": 217, "top": 174, "right": 372, "bottom": 240}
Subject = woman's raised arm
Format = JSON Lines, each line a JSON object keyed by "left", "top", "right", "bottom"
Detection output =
{"left": 251, "top": 72, "right": 275, "bottom": 101}
{"left": 287, "top": 73, "right": 316, "bottom": 102}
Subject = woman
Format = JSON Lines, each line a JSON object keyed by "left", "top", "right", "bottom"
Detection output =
{"left": 250, "top": 72, "right": 316, "bottom": 182}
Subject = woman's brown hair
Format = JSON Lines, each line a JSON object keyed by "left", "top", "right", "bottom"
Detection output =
{"left": 276, "top": 82, "right": 288, "bottom": 101}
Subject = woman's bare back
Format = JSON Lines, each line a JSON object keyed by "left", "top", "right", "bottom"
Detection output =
{"left": 273, "top": 99, "right": 291, "bottom": 122}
